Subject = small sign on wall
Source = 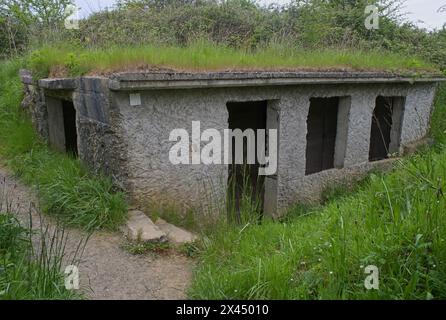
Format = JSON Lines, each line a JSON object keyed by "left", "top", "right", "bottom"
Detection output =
{"left": 129, "top": 93, "right": 142, "bottom": 107}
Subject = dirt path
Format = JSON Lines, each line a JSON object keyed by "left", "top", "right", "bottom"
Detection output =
{"left": 0, "top": 164, "right": 193, "bottom": 300}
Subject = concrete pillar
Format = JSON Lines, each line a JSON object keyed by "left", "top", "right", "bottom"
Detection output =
{"left": 334, "top": 96, "right": 352, "bottom": 168}
{"left": 343, "top": 94, "right": 375, "bottom": 167}
{"left": 389, "top": 97, "right": 406, "bottom": 154}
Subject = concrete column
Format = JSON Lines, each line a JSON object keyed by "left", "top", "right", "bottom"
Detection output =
{"left": 276, "top": 95, "right": 310, "bottom": 211}
{"left": 389, "top": 97, "right": 405, "bottom": 154}
{"left": 334, "top": 96, "right": 352, "bottom": 168}
{"left": 400, "top": 83, "right": 437, "bottom": 145}
{"left": 343, "top": 94, "right": 375, "bottom": 167}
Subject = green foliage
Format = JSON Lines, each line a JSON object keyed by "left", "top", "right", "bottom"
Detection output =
{"left": 190, "top": 151, "right": 446, "bottom": 299}
{"left": 189, "top": 85, "right": 446, "bottom": 300}
{"left": 122, "top": 240, "right": 172, "bottom": 256}
{"left": 8, "top": 147, "right": 128, "bottom": 231}
{"left": 0, "top": 212, "right": 83, "bottom": 299}
{"left": 0, "top": 60, "right": 128, "bottom": 231}
{"left": 2, "top": 0, "right": 445, "bottom": 73}
{"left": 430, "top": 84, "right": 446, "bottom": 145}
{"left": 0, "top": 0, "right": 73, "bottom": 57}
{"left": 0, "top": 0, "right": 445, "bottom": 301}
{"left": 26, "top": 41, "right": 438, "bottom": 78}
{"left": 0, "top": 214, "right": 27, "bottom": 254}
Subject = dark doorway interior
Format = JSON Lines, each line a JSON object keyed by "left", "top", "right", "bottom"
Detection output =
{"left": 227, "top": 101, "right": 267, "bottom": 220}
{"left": 62, "top": 100, "right": 78, "bottom": 157}
{"left": 305, "top": 97, "right": 339, "bottom": 175}
{"left": 369, "top": 96, "right": 394, "bottom": 161}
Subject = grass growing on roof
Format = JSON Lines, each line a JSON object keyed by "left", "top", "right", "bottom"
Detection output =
{"left": 0, "top": 59, "right": 128, "bottom": 231}
{"left": 27, "top": 40, "right": 439, "bottom": 78}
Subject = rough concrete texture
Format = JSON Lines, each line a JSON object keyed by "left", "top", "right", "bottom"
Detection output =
{"left": 21, "top": 71, "right": 443, "bottom": 217}
{"left": 20, "top": 70, "right": 49, "bottom": 140}
{"left": 73, "top": 77, "right": 129, "bottom": 186}
{"left": 113, "top": 81, "right": 438, "bottom": 215}
{"left": 109, "top": 71, "right": 445, "bottom": 90}
{"left": 155, "top": 218, "right": 198, "bottom": 244}
{"left": 113, "top": 88, "right": 229, "bottom": 214}
{"left": 124, "top": 210, "right": 167, "bottom": 243}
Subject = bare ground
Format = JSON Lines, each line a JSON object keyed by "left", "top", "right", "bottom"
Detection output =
{"left": 0, "top": 164, "right": 193, "bottom": 300}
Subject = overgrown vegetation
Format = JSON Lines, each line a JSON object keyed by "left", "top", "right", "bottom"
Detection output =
{"left": 122, "top": 240, "right": 172, "bottom": 256}
{"left": 27, "top": 42, "right": 439, "bottom": 79}
{"left": 2, "top": 1, "right": 446, "bottom": 71}
{"left": 0, "top": 60, "right": 128, "bottom": 231}
{"left": 189, "top": 84, "right": 446, "bottom": 299}
{"left": 0, "top": 204, "right": 84, "bottom": 299}
{"left": 1, "top": 0, "right": 446, "bottom": 300}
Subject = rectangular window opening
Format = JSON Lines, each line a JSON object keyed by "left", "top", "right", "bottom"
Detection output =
{"left": 305, "top": 97, "right": 340, "bottom": 175}
{"left": 369, "top": 96, "right": 405, "bottom": 162}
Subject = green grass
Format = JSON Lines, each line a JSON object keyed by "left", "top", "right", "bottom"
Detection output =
{"left": 189, "top": 85, "right": 446, "bottom": 300}
{"left": 0, "top": 59, "right": 128, "bottom": 231}
{"left": 121, "top": 240, "right": 172, "bottom": 256}
{"left": 0, "top": 211, "right": 83, "bottom": 299}
{"left": 27, "top": 40, "right": 439, "bottom": 79}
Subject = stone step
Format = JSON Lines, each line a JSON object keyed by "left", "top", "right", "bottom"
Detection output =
{"left": 155, "top": 218, "right": 198, "bottom": 244}
{"left": 123, "top": 210, "right": 167, "bottom": 243}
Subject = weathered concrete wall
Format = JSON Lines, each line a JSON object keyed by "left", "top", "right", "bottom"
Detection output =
{"left": 21, "top": 73, "right": 129, "bottom": 189}
{"left": 275, "top": 82, "right": 437, "bottom": 210}
{"left": 113, "top": 89, "right": 230, "bottom": 213}
{"left": 113, "top": 82, "right": 437, "bottom": 215}
{"left": 73, "top": 77, "right": 129, "bottom": 187}
{"left": 20, "top": 70, "right": 49, "bottom": 140}
{"left": 22, "top": 70, "right": 440, "bottom": 217}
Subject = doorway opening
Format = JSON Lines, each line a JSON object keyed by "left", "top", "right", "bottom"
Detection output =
{"left": 227, "top": 100, "right": 267, "bottom": 222}
{"left": 305, "top": 97, "right": 340, "bottom": 175}
{"left": 369, "top": 96, "right": 405, "bottom": 161}
{"left": 46, "top": 96, "right": 78, "bottom": 157}
{"left": 62, "top": 100, "right": 78, "bottom": 157}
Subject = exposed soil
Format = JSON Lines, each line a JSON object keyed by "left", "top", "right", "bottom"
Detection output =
{"left": 0, "top": 164, "right": 193, "bottom": 300}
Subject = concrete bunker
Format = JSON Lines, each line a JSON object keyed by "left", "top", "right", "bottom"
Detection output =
{"left": 20, "top": 70, "right": 444, "bottom": 218}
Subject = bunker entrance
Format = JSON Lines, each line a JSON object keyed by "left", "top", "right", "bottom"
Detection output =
{"left": 62, "top": 100, "right": 78, "bottom": 157}
{"left": 369, "top": 96, "right": 405, "bottom": 162}
{"left": 227, "top": 101, "right": 267, "bottom": 221}
{"left": 46, "top": 96, "right": 78, "bottom": 157}
{"left": 306, "top": 97, "right": 339, "bottom": 175}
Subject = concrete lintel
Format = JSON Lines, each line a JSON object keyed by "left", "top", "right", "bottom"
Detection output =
{"left": 108, "top": 71, "right": 445, "bottom": 91}
{"left": 39, "top": 78, "right": 78, "bottom": 90}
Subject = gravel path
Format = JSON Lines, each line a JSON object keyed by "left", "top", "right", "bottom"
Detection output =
{"left": 0, "top": 164, "right": 193, "bottom": 300}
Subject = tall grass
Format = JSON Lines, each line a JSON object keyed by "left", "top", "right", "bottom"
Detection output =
{"left": 0, "top": 60, "right": 128, "bottom": 231}
{"left": 189, "top": 84, "right": 446, "bottom": 300}
{"left": 27, "top": 40, "right": 439, "bottom": 79}
{"left": 227, "top": 164, "right": 264, "bottom": 226}
{"left": 0, "top": 202, "right": 85, "bottom": 299}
